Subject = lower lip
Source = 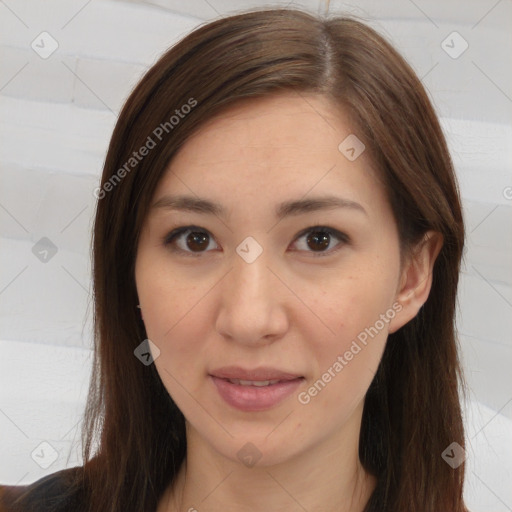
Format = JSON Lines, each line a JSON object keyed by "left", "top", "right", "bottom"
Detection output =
{"left": 210, "top": 376, "right": 303, "bottom": 412}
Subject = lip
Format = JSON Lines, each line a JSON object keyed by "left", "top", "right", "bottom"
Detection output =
{"left": 210, "top": 376, "right": 303, "bottom": 412}
{"left": 209, "top": 366, "right": 304, "bottom": 412}
{"left": 209, "top": 366, "right": 303, "bottom": 381}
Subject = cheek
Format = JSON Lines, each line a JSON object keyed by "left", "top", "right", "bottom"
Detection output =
{"left": 136, "top": 263, "right": 211, "bottom": 389}
{"left": 150, "top": 303, "right": 210, "bottom": 403}
{"left": 300, "top": 268, "right": 396, "bottom": 399}
{"left": 308, "top": 265, "right": 397, "bottom": 344}
{"left": 299, "top": 307, "right": 389, "bottom": 419}
{"left": 137, "top": 255, "right": 204, "bottom": 340}
{"left": 146, "top": 301, "right": 209, "bottom": 370}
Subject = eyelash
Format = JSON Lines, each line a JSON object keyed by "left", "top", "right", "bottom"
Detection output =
{"left": 162, "top": 224, "right": 349, "bottom": 258}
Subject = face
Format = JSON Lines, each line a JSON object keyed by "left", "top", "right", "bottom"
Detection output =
{"left": 135, "top": 93, "right": 406, "bottom": 467}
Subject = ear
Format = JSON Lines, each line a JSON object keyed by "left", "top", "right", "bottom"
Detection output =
{"left": 388, "top": 230, "right": 443, "bottom": 334}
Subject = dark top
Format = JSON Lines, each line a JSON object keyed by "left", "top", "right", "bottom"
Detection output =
{"left": 0, "top": 466, "right": 84, "bottom": 512}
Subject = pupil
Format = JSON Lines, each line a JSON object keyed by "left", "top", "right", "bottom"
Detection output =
{"left": 307, "top": 231, "right": 329, "bottom": 251}
{"left": 187, "top": 232, "right": 209, "bottom": 251}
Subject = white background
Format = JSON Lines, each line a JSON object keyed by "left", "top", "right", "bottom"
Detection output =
{"left": 0, "top": 1, "right": 511, "bottom": 510}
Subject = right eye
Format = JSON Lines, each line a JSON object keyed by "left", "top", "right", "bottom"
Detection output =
{"left": 163, "top": 226, "right": 220, "bottom": 256}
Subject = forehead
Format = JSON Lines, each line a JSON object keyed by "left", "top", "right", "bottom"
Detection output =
{"left": 177, "top": 93, "right": 353, "bottom": 160}
{"left": 152, "top": 92, "right": 386, "bottom": 218}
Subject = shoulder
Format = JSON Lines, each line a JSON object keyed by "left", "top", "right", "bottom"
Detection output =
{"left": 0, "top": 466, "right": 85, "bottom": 512}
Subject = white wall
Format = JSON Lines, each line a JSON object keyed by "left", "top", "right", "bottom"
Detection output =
{"left": 1, "top": 1, "right": 511, "bottom": 510}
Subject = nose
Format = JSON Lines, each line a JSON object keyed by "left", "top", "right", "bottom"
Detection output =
{"left": 215, "top": 250, "right": 289, "bottom": 346}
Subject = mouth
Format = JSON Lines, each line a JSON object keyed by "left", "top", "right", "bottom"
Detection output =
{"left": 209, "top": 365, "right": 303, "bottom": 382}
{"left": 222, "top": 378, "right": 287, "bottom": 387}
{"left": 209, "top": 366, "right": 304, "bottom": 411}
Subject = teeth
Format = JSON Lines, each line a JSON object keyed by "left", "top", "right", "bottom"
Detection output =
{"left": 228, "top": 379, "right": 281, "bottom": 386}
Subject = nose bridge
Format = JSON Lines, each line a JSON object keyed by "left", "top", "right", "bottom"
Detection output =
{"left": 215, "top": 246, "right": 287, "bottom": 343}
{"left": 232, "top": 248, "right": 270, "bottom": 299}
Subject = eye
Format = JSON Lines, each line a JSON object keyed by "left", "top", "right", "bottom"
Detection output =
{"left": 290, "top": 225, "right": 349, "bottom": 257}
{"left": 163, "top": 226, "right": 218, "bottom": 256}
{"left": 163, "top": 224, "right": 349, "bottom": 257}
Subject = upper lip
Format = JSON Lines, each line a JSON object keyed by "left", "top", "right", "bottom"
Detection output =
{"left": 210, "top": 366, "right": 303, "bottom": 381}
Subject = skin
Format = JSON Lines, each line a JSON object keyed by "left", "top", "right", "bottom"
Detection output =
{"left": 135, "top": 92, "right": 442, "bottom": 512}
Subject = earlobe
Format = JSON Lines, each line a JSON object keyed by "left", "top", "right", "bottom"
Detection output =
{"left": 388, "top": 230, "right": 443, "bottom": 334}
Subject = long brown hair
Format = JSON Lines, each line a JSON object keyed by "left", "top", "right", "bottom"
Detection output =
{"left": 10, "top": 7, "right": 468, "bottom": 512}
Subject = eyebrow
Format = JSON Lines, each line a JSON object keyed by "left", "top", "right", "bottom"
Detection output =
{"left": 152, "top": 195, "right": 368, "bottom": 220}
{"left": 151, "top": 194, "right": 367, "bottom": 220}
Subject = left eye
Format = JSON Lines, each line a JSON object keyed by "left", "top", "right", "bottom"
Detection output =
{"left": 291, "top": 226, "right": 349, "bottom": 255}
{"left": 163, "top": 225, "right": 348, "bottom": 257}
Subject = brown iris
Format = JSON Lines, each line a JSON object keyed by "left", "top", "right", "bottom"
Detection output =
{"left": 306, "top": 231, "right": 330, "bottom": 251}
{"left": 186, "top": 231, "right": 210, "bottom": 251}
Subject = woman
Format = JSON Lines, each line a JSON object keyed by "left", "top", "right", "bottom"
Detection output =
{"left": 0, "top": 7, "right": 468, "bottom": 512}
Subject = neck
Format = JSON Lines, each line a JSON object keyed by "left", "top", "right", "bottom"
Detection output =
{"left": 161, "top": 403, "right": 377, "bottom": 512}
